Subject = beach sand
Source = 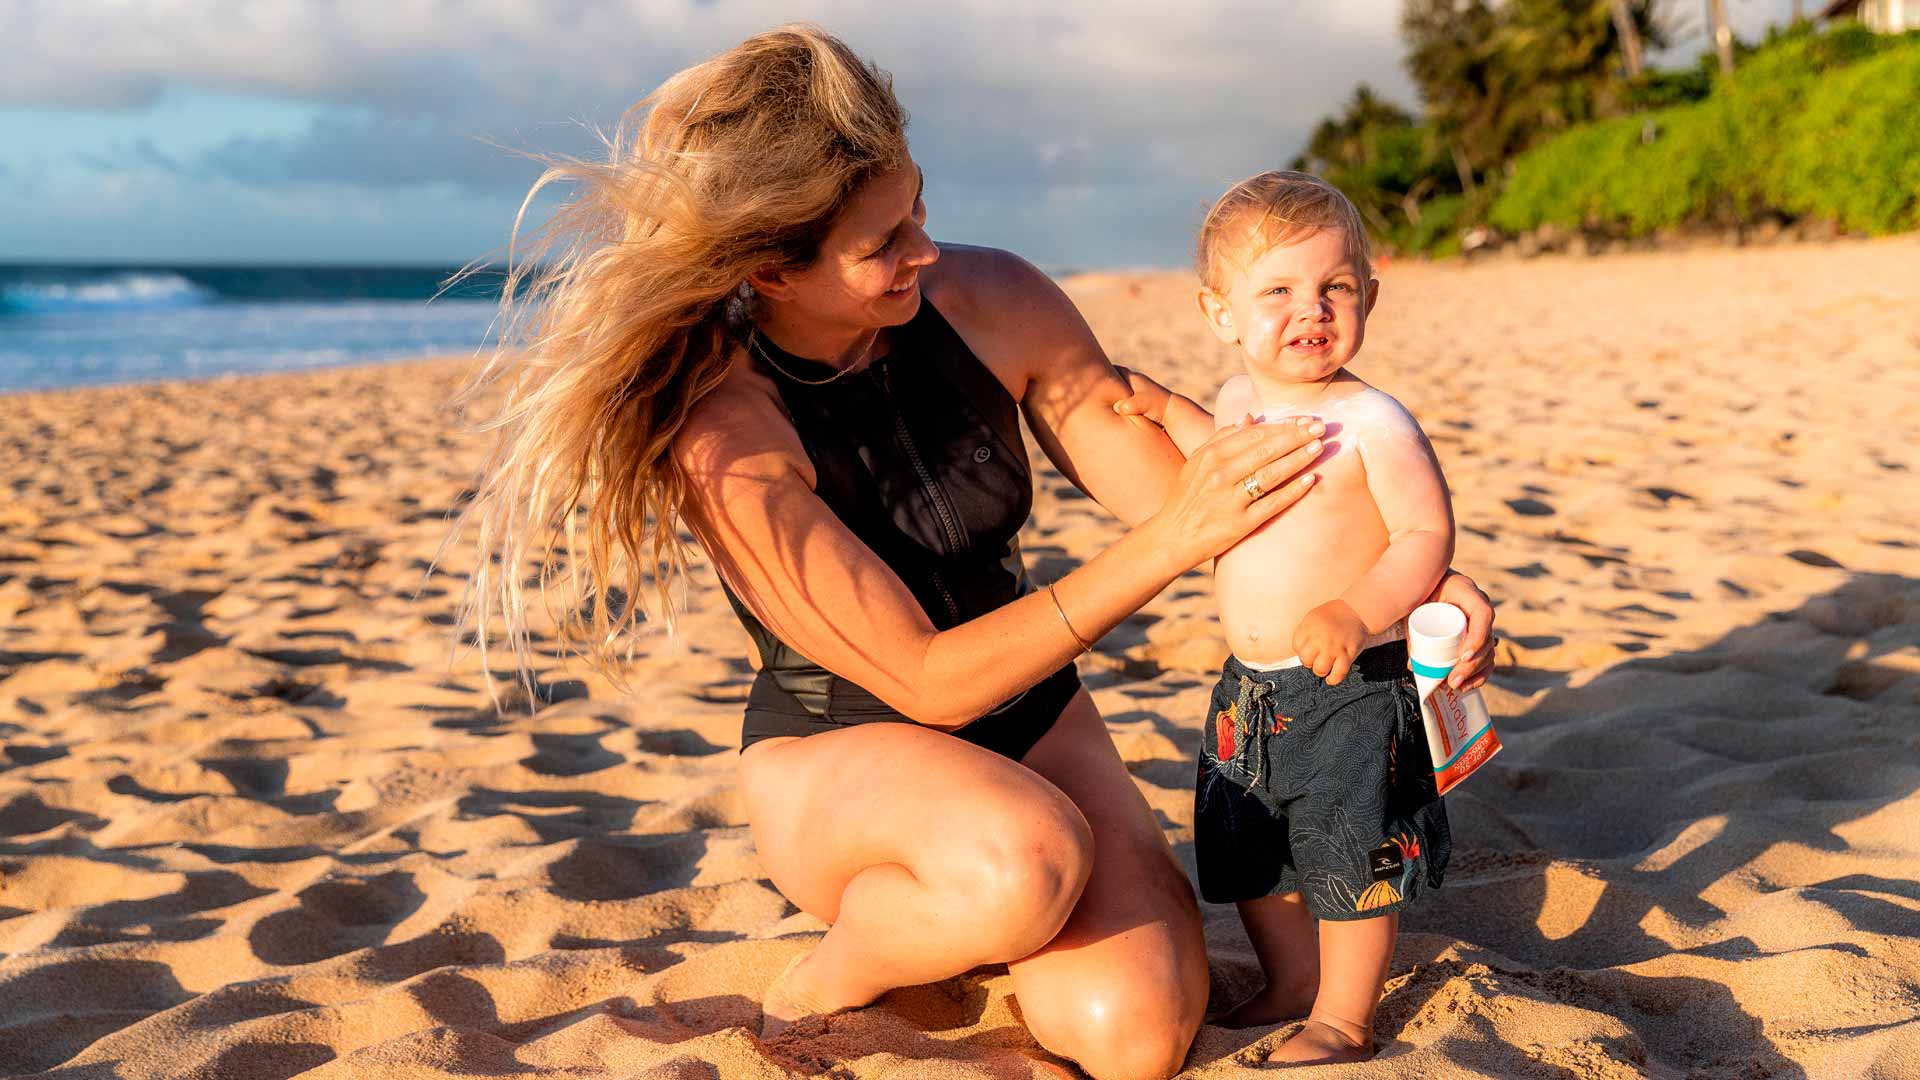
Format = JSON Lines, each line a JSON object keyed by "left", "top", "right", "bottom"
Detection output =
{"left": 3, "top": 235, "right": 1917, "bottom": 1078}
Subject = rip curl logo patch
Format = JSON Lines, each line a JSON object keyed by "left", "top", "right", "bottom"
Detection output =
{"left": 1356, "top": 840, "right": 1408, "bottom": 911}
{"left": 1368, "top": 842, "right": 1404, "bottom": 880}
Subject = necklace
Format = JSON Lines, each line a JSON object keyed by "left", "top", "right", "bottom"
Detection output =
{"left": 748, "top": 329, "right": 869, "bottom": 386}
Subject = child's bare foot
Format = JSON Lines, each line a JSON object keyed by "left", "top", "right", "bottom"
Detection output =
{"left": 759, "top": 952, "right": 847, "bottom": 1040}
{"left": 1265, "top": 1018, "right": 1373, "bottom": 1065}
{"left": 1213, "top": 978, "right": 1319, "bottom": 1028}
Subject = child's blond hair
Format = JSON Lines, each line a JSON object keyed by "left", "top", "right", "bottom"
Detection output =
{"left": 1195, "top": 170, "right": 1372, "bottom": 291}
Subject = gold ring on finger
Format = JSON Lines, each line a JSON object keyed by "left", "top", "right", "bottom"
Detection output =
{"left": 1242, "top": 474, "right": 1263, "bottom": 500}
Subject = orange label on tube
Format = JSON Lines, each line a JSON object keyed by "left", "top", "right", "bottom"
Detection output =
{"left": 1420, "top": 681, "right": 1501, "bottom": 796}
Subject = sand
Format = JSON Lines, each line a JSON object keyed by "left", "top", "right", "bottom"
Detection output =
{"left": 2, "top": 235, "right": 1918, "bottom": 1079}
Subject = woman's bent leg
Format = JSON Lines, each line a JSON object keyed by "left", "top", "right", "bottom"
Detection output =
{"left": 738, "top": 723, "right": 1094, "bottom": 1034}
{"left": 1008, "top": 691, "right": 1211, "bottom": 1080}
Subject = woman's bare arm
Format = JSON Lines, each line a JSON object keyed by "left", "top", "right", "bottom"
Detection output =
{"left": 676, "top": 373, "right": 1324, "bottom": 729}
{"left": 928, "top": 247, "right": 1218, "bottom": 528}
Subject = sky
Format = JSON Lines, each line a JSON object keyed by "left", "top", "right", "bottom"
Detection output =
{"left": 0, "top": 0, "right": 1810, "bottom": 270}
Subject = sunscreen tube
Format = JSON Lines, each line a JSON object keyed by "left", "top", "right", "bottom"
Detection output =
{"left": 1407, "top": 602, "right": 1502, "bottom": 796}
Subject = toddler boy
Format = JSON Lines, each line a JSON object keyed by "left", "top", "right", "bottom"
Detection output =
{"left": 1121, "top": 171, "right": 1453, "bottom": 1065}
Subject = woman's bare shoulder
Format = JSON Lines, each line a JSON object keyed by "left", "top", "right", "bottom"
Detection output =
{"left": 925, "top": 243, "right": 1046, "bottom": 300}
{"left": 674, "top": 350, "right": 811, "bottom": 486}
{"left": 926, "top": 244, "right": 1078, "bottom": 327}
{"left": 924, "top": 244, "right": 1093, "bottom": 392}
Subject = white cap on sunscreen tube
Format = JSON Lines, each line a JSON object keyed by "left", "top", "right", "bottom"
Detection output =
{"left": 1407, "top": 602, "right": 1467, "bottom": 675}
{"left": 1406, "top": 600, "right": 1502, "bottom": 795}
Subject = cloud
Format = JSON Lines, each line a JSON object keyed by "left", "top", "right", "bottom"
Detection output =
{"left": 74, "top": 136, "right": 185, "bottom": 176}
{"left": 196, "top": 112, "right": 554, "bottom": 192}
{"left": 5, "top": 2, "right": 1415, "bottom": 189}
{"left": 2, "top": 2, "right": 1406, "bottom": 110}
{"left": 0, "top": 0, "right": 1810, "bottom": 265}
{"left": 43, "top": 0, "right": 1822, "bottom": 265}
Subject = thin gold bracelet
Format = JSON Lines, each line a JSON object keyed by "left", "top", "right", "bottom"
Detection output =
{"left": 1048, "top": 582, "right": 1094, "bottom": 653}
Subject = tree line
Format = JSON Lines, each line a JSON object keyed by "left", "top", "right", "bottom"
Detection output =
{"left": 1296, "top": 2, "right": 1920, "bottom": 256}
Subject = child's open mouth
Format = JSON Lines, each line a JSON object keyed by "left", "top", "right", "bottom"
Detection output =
{"left": 1287, "top": 335, "right": 1332, "bottom": 352}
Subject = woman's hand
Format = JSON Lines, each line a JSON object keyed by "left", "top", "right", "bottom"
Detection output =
{"left": 1428, "top": 570, "right": 1496, "bottom": 690}
{"left": 1145, "top": 415, "right": 1325, "bottom": 569}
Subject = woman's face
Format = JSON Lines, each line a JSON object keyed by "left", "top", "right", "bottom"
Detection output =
{"left": 771, "top": 159, "right": 938, "bottom": 332}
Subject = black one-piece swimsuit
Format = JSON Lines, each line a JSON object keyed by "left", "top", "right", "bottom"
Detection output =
{"left": 724, "top": 298, "right": 1081, "bottom": 760}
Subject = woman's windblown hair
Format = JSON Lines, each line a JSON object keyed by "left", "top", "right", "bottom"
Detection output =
{"left": 449, "top": 25, "right": 909, "bottom": 695}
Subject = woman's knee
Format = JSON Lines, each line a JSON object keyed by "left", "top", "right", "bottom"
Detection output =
{"left": 1029, "top": 989, "right": 1199, "bottom": 1080}
{"left": 737, "top": 726, "right": 1093, "bottom": 955}
{"left": 944, "top": 787, "right": 1094, "bottom": 955}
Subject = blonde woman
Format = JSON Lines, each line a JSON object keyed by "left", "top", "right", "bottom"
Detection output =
{"left": 460, "top": 26, "right": 1495, "bottom": 1080}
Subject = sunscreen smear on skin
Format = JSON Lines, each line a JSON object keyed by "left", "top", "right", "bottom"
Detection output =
{"left": 1407, "top": 602, "right": 1502, "bottom": 795}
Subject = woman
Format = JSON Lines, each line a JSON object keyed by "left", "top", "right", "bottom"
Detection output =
{"left": 458, "top": 27, "right": 1494, "bottom": 1080}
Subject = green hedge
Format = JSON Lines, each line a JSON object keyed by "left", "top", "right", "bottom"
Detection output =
{"left": 1491, "top": 27, "right": 1920, "bottom": 236}
{"left": 1399, "top": 193, "right": 1468, "bottom": 257}
{"left": 1770, "top": 46, "right": 1920, "bottom": 232}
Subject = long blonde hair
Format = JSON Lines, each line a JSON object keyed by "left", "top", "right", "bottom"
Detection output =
{"left": 450, "top": 25, "right": 909, "bottom": 692}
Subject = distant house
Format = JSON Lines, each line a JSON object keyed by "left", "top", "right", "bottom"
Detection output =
{"left": 1821, "top": 0, "right": 1920, "bottom": 31}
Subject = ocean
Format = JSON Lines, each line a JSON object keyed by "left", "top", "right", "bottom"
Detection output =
{"left": 0, "top": 264, "right": 504, "bottom": 394}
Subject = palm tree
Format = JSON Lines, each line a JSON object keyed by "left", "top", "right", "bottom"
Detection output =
{"left": 1707, "top": 0, "right": 1735, "bottom": 74}
{"left": 1403, "top": 0, "right": 1666, "bottom": 188}
{"left": 1610, "top": 0, "right": 1646, "bottom": 77}
{"left": 1401, "top": 0, "right": 1503, "bottom": 191}
{"left": 1292, "top": 86, "right": 1451, "bottom": 240}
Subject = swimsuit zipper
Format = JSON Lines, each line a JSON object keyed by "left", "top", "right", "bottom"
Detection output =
{"left": 928, "top": 569, "right": 962, "bottom": 625}
{"left": 882, "top": 367, "right": 967, "bottom": 556}
{"left": 882, "top": 366, "right": 966, "bottom": 625}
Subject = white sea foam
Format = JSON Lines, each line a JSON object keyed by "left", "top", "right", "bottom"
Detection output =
{"left": 0, "top": 272, "right": 213, "bottom": 314}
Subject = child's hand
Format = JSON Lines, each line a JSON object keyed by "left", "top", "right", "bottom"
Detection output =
{"left": 1111, "top": 366, "right": 1172, "bottom": 428}
{"left": 1294, "top": 599, "right": 1370, "bottom": 685}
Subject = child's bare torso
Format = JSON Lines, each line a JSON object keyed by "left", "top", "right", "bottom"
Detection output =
{"left": 1213, "top": 375, "right": 1419, "bottom": 665}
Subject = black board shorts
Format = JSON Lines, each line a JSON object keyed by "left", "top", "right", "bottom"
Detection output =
{"left": 1194, "top": 640, "right": 1450, "bottom": 920}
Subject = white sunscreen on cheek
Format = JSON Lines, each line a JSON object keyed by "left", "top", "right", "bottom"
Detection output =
{"left": 1407, "top": 602, "right": 1502, "bottom": 795}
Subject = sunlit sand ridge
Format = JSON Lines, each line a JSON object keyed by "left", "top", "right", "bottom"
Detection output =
{"left": 2, "top": 234, "right": 1917, "bottom": 1078}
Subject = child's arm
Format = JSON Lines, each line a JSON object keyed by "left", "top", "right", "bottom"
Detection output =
{"left": 1112, "top": 368, "right": 1218, "bottom": 457}
{"left": 1293, "top": 395, "right": 1456, "bottom": 685}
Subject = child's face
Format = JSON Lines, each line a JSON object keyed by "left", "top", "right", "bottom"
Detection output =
{"left": 1198, "top": 226, "right": 1378, "bottom": 386}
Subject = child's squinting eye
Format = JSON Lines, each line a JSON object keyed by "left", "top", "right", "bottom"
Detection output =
{"left": 1327, "top": 283, "right": 1352, "bottom": 293}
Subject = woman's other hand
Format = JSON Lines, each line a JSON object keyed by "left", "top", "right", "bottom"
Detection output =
{"left": 1429, "top": 570, "right": 1496, "bottom": 691}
